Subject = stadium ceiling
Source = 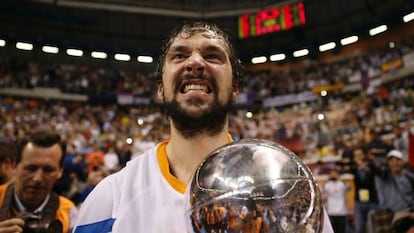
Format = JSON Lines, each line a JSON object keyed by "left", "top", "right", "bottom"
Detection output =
{"left": 31, "top": 0, "right": 297, "bottom": 18}
{"left": 0, "top": 0, "right": 413, "bottom": 65}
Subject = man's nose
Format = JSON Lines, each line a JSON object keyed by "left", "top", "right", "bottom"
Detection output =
{"left": 32, "top": 169, "right": 44, "bottom": 181}
{"left": 185, "top": 53, "right": 205, "bottom": 75}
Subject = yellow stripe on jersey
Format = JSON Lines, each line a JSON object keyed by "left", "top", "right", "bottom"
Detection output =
{"left": 157, "top": 135, "right": 234, "bottom": 194}
{"left": 157, "top": 140, "right": 187, "bottom": 194}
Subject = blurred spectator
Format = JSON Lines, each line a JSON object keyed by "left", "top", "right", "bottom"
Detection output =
{"left": 103, "top": 144, "right": 120, "bottom": 173}
{"left": 130, "top": 134, "right": 156, "bottom": 160}
{"left": 322, "top": 169, "right": 351, "bottom": 233}
{"left": 79, "top": 167, "right": 106, "bottom": 203}
{"left": 54, "top": 143, "right": 87, "bottom": 199}
{"left": 350, "top": 148, "right": 379, "bottom": 233}
{"left": 393, "top": 124, "right": 409, "bottom": 161}
{"left": 84, "top": 142, "right": 104, "bottom": 173}
{"left": 373, "top": 149, "right": 414, "bottom": 212}
{"left": 115, "top": 140, "right": 132, "bottom": 167}
{"left": 0, "top": 139, "right": 16, "bottom": 184}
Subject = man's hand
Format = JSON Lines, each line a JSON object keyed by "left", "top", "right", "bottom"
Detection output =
{"left": 0, "top": 218, "right": 25, "bottom": 233}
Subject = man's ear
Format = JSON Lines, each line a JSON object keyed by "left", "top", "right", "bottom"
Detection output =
{"left": 157, "top": 81, "right": 164, "bottom": 100}
{"left": 57, "top": 167, "right": 63, "bottom": 179}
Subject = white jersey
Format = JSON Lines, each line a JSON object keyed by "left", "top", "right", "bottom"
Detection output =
{"left": 323, "top": 180, "right": 350, "bottom": 216}
{"left": 73, "top": 140, "right": 334, "bottom": 233}
{"left": 73, "top": 141, "right": 187, "bottom": 232}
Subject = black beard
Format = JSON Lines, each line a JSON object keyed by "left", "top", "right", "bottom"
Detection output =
{"left": 163, "top": 92, "right": 233, "bottom": 139}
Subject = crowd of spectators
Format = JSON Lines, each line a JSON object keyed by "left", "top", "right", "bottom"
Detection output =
{"left": 1, "top": 32, "right": 414, "bottom": 232}
{"left": 1, "top": 36, "right": 414, "bottom": 105}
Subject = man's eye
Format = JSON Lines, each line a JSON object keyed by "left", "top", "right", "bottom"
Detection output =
{"left": 43, "top": 167, "right": 56, "bottom": 173}
{"left": 173, "top": 54, "right": 186, "bottom": 60}
{"left": 205, "top": 54, "right": 221, "bottom": 61}
{"left": 25, "top": 166, "right": 37, "bottom": 172}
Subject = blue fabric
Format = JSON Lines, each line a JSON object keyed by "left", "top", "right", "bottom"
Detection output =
{"left": 74, "top": 218, "right": 115, "bottom": 233}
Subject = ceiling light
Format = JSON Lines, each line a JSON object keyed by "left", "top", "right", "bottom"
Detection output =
{"left": 251, "top": 56, "right": 267, "bottom": 64}
{"left": 91, "top": 51, "right": 107, "bottom": 59}
{"left": 115, "top": 53, "right": 130, "bottom": 61}
{"left": 318, "top": 42, "right": 336, "bottom": 52}
{"left": 403, "top": 12, "right": 414, "bottom": 22}
{"left": 269, "top": 53, "right": 286, "bottom": 61}
{"left": 293, "top": 49, "right": 309, "bottom": 57}
{"left": 137, "top": 55, "right": 153, "bottom": 63}
{"left": 369, "top": 25, "right": 387, "bottom": 36}
{"left": 66, "top": 48, "right": 83, "bottom": 57}
{"left": 340, "top": 36, "right": 358, "bottom": 45}
{"left": 16, "top": 42, "right": 33, "bottom": 51}
{"left": 42, "top": 45, "right": 59, "bottom": 54}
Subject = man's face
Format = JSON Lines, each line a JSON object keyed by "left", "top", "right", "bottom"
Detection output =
{"left": 14, "top": 143, "right": 63, "bottom": 210}
{"left": 158, "top": 31, "right": 238, "bottom": 137}
{"left": 388, "top": 156, "right": 405, "bottom": 174}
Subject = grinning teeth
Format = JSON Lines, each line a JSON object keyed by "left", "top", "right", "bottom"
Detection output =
{"left": 184, "top": 84, "right": 208, "bottom": 93}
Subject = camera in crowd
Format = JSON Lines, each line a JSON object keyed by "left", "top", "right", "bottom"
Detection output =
{"left": 19, "top": 212, "right": 62, "bottom": 233}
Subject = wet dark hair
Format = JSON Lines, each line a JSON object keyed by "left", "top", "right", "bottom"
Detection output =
{"left": 16, "top": 130, "right": 66, "bottom": 167}
{"left": 157, "top": 21, "right": 244, "bottom": 91}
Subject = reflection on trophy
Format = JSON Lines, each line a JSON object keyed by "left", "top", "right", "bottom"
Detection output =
{"left": 185, "top": 139, "right": 323, "bottom": 233}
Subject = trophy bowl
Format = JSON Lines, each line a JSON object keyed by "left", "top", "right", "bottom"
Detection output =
{"left": 184, "top": 139, "right": 323, "bottom": 233}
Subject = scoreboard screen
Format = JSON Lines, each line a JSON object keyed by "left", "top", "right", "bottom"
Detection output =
{"left": 238, "top": 2, "right": 306, "bottom": 38}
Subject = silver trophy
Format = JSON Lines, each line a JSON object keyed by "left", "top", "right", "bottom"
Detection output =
{"left": 185, "top": 139, "right": 323, "bottom": 233}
